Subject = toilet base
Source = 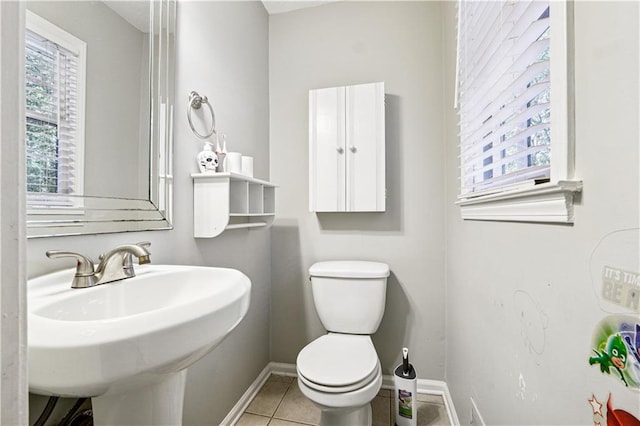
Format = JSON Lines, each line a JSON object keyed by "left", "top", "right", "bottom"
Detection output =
{"left": 297, "top": 364, "right": 381, "bottom": 426}
{"left": 319, "top": 403, "right": 372, "bottom": 426}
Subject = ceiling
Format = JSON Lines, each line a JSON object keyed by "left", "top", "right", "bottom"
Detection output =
{"left": 104, "top": 1, "right": 337, "bottom": 30}
{"left": 103, "top": 1, "right": 150, "bottom": 32}
{"left": 261, "top": 0, "right": 339, "bottom": 15}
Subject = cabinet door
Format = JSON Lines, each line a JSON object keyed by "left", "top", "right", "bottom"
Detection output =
{"left": 309, "top": 86, "right": 346, "bottom": 212}
{"left": 346, "top": 82, "right": 385, "bottom": 212}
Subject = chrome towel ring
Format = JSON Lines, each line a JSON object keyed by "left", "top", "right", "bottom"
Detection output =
{"left": 187, "top": 91, "right": 216, "bottom": 139}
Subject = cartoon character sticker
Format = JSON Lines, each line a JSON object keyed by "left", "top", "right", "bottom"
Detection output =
{"left": 624, "top": 324, "right": 640, "bottom": 365}
{"left": 588, "top": 393, "right": 640, "bottom": 426}
{"left": 589, "top": 316, "right": 640, "bottom": 389}
{"left": 589, "top": 229, "right": 639, "bottom": 315}
{"left": 590, "top": 334, "right": 629, "bottom": 386}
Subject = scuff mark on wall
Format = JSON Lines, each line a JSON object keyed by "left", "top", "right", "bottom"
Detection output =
{"left": 513, "top": 290, "right": 548, "bottom": 355}
{"left": 516, "top": 373, "right": 526, "bottom": 400}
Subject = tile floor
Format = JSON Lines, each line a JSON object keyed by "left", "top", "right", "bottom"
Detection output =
{"left": 235, "top": 374, "right": 451, "bottom": 426}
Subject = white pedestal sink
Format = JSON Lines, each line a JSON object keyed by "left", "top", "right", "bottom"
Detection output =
{"left": 28, "top": 264, "right": 251, "bottom": 425}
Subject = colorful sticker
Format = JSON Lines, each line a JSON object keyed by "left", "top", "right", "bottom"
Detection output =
{"left": 398, "top": 389, "right": 413, "bottom": 419}
{"left": 590, "top": 229, "right": 640, "bottom": 314}
{"left": 602, "top": 266, "right": 640, "bottom": 313}
{"left": 588, "top": 393, "right": 640, "bottom": 426}
{"left": 589, "top": 316, "right": 640, "bottom": 389}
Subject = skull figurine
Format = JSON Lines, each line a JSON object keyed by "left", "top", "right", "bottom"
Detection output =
{"left": 197, "top": 147, "right": 219, "bottom": 173}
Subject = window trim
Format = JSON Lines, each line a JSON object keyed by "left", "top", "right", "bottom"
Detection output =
{"left": 456, "top": 0, "right": 582, "bottom": 223}
{"left": 25, "top": 10, "right": 86, "bottom": 211}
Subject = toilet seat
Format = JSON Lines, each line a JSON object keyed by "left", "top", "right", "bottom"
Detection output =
{"left": 296, "top": 334, "right": 379, "bottom": 393}
{"left": 298, "top": 362, "right": 380, "bottom": 394}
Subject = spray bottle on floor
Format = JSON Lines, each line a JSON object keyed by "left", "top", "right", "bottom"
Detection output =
{"left": 394, "top": 347, "right": 417, "bottom": 426}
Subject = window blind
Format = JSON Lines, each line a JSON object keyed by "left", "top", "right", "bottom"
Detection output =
{"left": 25, "top": 29, "right": 79, "bottom": 198}
{"left": 457, "top": 0, "right": 551, "bottom": 197}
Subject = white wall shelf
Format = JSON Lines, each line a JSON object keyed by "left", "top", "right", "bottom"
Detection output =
{"left": 191, "top": 172, "right": 277, "bottom": 238}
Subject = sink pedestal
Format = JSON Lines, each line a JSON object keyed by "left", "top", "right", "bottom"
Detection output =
{"left": 92, "top": 371, "right": 187, "bottom": 426}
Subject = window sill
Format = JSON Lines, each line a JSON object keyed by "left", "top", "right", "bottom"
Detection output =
{"left": 456, "top": 180, "right": 583, "bottom": 223}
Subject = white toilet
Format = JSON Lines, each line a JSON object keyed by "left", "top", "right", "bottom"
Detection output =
{"left": 296, "top": 260, "right": 390, "bottom": 426}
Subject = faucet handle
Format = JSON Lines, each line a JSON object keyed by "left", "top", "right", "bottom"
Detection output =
{"left": 46, "top": 251, "right": 97, "bottom": 288}
{"left": 46, "top": 250, "right": 95, "bottom": 274}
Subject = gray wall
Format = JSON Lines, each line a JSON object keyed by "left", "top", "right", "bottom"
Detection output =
{"left": 443, "top": 1, "right": 640, "bottom": 424}
{"left": 269, "top": 1, "right": 446, "bottom": 379}
{"left": 27, "top": 1, "right": 271, "bottom": 424}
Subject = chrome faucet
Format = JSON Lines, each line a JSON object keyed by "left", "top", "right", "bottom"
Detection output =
{"left": 46, "top": 242, "right": 151, "bottom": 288}
{"left": 94, "top": 243, "right": 151, "bottom": 285}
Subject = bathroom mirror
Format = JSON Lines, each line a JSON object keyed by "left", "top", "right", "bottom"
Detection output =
{"left": 25, "top": 0, "right": 175, "bottom": 237}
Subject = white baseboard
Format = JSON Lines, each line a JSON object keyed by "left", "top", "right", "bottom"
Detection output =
{"left": 222, "top": 362, "right": 459, "bottom": 426}
{"left": 443, "top": 384, "right": 460, "bottom": 425}
{"left": 381, "top": 375, "right": 460, "bottom": 425}
{"left": 268, "top": 361, "right": 298, "bottom": 377}
{"left": 219, "top": 364, "right": 272, "bottom": 426}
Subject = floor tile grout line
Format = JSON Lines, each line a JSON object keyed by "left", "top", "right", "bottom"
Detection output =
{"left": 270, "top": 386, "right": 315, "bottom": 425}
{"left": 270, "top": 417, "right": 316, "bottom": 426}
{"left": 269, "top": 376, "right": 318, "bottom": 426}
{"left": 268, "top": 418, "right": 313, "bottom": 426}
{"left": 243, "top": 375, "right": 292, "bottom": 419}
{"left": 268, "top": 375, "right": 293, "bottom": 422}
{"left": 242, "top": 374, "right": 451, "bottom": 426}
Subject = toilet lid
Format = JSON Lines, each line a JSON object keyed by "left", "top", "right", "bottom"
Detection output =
{"left": 296, "top": 334, "right": 378, "bottom": 388}
{"left": 309, "top": 261, "right": 390, "bottom": 279}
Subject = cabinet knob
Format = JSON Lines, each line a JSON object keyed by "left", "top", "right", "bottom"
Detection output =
{"left": 336, "top": 147, "right": 344, "bottom": 154}
{"left": 349, "top": 146, "right": 357, "bottom": 153}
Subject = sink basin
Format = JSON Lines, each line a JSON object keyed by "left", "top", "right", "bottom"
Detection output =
{"left": 28, "top": 264, "right": 251, "bottom": 424}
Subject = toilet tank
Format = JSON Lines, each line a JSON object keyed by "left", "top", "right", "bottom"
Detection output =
{"left": 309, "top": 261, "right": 389, "bottom": 334}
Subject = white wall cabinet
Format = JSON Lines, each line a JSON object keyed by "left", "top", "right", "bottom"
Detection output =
{"left": 192, "top": 172, "right": 276, "bottom": 238}
{"left": 309, "top": 82, "right": 385, "bottom": 212}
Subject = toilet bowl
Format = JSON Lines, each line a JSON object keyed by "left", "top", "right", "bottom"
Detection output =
{"left": 297, "top": 368, "right": 382, "bottom": 426}
{"left": 297, "top": 333, "right": 383, "bottom": 425}
{"left": 296, "top": 261, "right": 389, "bottom": 426}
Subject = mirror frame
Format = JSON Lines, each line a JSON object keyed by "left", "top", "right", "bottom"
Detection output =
{"left": 26, "top": 0, "right": 175, "bottom": 238}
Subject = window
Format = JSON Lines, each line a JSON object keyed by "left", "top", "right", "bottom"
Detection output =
{"left": 25, "top": 11, "right": 85, "bottom": 207}
{"left": 455, "top": 0, "right": 581, "bottom": 223}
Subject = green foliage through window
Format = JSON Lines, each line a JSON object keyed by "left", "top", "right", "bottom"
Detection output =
{"left": 25, "top": 38, "right": 60, "bottom": 194}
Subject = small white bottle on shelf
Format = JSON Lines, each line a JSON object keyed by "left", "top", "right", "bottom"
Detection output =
{"left": 196, "top": 142, "right": 218, "bottom": 173}
{"left": 221, "top": 133, "right": 228, "bottom": 172}
{"left": 214, "top": 134, "right": 226, "bottom": 172}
